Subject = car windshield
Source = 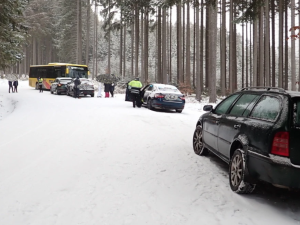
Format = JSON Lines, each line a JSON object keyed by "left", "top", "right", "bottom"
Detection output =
{"left": 157, "top": 85, "right": 179, "bottom": 92}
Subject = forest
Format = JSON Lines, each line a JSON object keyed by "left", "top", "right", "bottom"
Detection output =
{"left": 1, "top": 0, "right": 300, "bottom": 102}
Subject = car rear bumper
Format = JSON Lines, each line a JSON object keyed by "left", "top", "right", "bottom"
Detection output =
{"left": 247, "top": 150, "right": 300, "bottom": 188}
{"left": 57, "top": 87, "right": 67, "bottom": 94}
{"left": 152, "top": 99, "right": 185, "bottom": 110}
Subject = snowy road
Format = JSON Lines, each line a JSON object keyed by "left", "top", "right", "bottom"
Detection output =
{"left": 0, "top": 80, "right": 299, "bottom": 225}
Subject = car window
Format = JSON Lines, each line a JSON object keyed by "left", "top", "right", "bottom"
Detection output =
{"left": 229, "top": 94, "right": 259, "bottom": 117}
{"left": 147, "top": 85, "right": 154, "bottom": 91}
{"left": 250, "top": 96, "right": 280, "bottom": 121}
{"left": 214, "top": 94, "right": 239, "bottom": 115}
{"left": 157, "top": 85, "right": 179, "bottom": 92}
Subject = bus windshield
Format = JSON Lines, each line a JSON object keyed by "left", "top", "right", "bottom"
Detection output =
{"left": 69, "top": 67, "right": 88, "bottom": 78}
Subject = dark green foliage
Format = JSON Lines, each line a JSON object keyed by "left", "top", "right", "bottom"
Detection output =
{"left": 0, "top": 0, "right": 28, "bottom": 70}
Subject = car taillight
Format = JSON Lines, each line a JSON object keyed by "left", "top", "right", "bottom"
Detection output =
{"left": 180, "top": 95, "right": 185, "bottom": 100}
{"left": 271, "top": 132, "right": 289, "bottom": 157}
{"left": 58, "top": 84, "right": 62, "bottom": 87}
{"left": 154, "top": 93, "right": 165, "bottom": 99}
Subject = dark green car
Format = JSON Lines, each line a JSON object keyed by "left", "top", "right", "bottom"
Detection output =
{"left": 193, "top": 87, "right": 300, "bottom": 194}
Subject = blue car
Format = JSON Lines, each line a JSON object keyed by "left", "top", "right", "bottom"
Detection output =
{"left": 140, "top": 83, "right": 185, "bottom": 113}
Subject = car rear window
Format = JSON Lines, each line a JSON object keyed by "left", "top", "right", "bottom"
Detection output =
{"left": 229, "top": 94, "right": 259, "bottom": 117}
{"left": 250, "top": 96, "right": 280, "bottom": 121}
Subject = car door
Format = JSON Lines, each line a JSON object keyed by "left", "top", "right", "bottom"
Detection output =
{"left": 202, "top": 94, "right": 240, "bottom": 153}
{"left": 52, "top": 79, "right": 58, "bottom": 91}
{"left": 217, "top": 94, "right": 260, "bottom": 160}
{"left": 143, "top": 84, "right": 155, "bottom": 103}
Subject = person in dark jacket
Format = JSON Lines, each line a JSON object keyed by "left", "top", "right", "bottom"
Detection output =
{"left": 13, "top": 80, "right": 18, "bottom": 93}
{"left": 104, "top": 83, "right": 111, "bottom": 98}
{"left": 8, "top": 80, "right": 13, "bottom": 93}
{"left": 109, "top": 83, "right": 115, "bottom": 97}
{"left": 74, "top": 77, "right": 81, "bottom": 99}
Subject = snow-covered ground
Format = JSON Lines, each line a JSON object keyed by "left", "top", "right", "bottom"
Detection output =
{"left": 0, "top": 79, "right": 299, "bottom": 225}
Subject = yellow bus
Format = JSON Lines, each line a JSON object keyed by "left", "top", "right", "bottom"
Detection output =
{"left": 29, "top": 63, "right": 90, "bottom": 90}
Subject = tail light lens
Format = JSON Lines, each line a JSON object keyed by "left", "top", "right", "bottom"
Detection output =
{"left": 180, "top": 95, "right": 185, "bottom": 100}
{"left": 58, "top": 84, "right": 62, "bottom": 87}
{"left": 154, "top": 93, "right": 165, "bottom": 99}
{"left": 271, "top": 132, "right": 289, "bottom": 157}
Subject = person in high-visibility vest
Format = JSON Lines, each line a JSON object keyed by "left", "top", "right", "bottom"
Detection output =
{"left": 38, "top": 77, "right": 43, "bottom": 93}
{"left": 128, "top": 78, "right": 143, "bottom": 108}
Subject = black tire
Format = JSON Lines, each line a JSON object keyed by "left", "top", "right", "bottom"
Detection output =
{"left": 229, "top": 149, "right": 256, "bottom": 194}
{"left": 176, "top": 109, "right": 183, "bottom": 113}
{"left": 50, "top": 88, "right": 53, "bottom": 94}
{"left": 193, "top": 125, "right": 209, "bottom": 156}
{"left": 91, "top": 94, "right": 94, "bottom": 97}
{"left": 148, "top": 99, "right": 154, "bottom": 110}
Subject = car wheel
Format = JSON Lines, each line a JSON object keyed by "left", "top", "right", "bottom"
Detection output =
{"left": 176, "top": 109, "right": 183, "bottom": 113}
{"left": 193, "top": 125, "right": 209, "bottom": 156}
{"left": 229, "top": 149, "right": 256, "bottom": 194}
{"left": 50, "top": 88, "right": 53, "bottom": 94}
{"left": 148, "top": 99, "right": 153, "bottom": 110}
{"left": 91, "top": 94, "right": 94, "bottom": 97}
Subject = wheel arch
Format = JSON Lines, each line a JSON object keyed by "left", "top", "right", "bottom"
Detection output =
{"left": 229, "top": 134, "right": 249, "bottom": 159}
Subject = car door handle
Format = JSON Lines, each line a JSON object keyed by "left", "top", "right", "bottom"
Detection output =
{"left": 234, "top": 124, "right": 241, "bottom": 129}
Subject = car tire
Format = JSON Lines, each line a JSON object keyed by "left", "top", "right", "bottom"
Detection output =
{"left": 148, "top": 99, "right": 154, "bottom": 110}
{"left": 193, "top": 125, "right": 209, "bottom": 156}
{"left": 50, "top": 88, "right": 53, "bottom": 94}
{"left": 176, "top": 109, "right": 183, "bottom": 113}
{"left": 229, "top": 149, "right": 256, "bottom": 194}
{"left": 91, "top": 94, "right": 94, "bottom": 97}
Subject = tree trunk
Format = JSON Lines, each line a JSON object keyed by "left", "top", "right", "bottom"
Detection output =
{"left": 221, "top": 0, "right": 226, "bottom": 95}
{"left": 278, "top": 0, "right": 283, "bottom": 88}
{"left": 85, "top": 0, "right": 90, "bottom": 66}
{"left": 77, "top": 0, "right": 82, "bottom": 64}
{"left": 291, "top": 0, "right": 296, "bottom": 90}
{"left": 259, "top": 5, "right": 264, "bottom": 86}
{"left": 185, "top": 0, "right": 191, "bottom": 88}
{"left": 134, "top": 3, "right": 139, "bottom": 78}
{"left": 208, "top": 2, "right": 217, "bottom": 103}
{"left": 196, "top": 2, "right": 201, "bottom": 100}
{"left": 264, "top": 0, "right": 270, "bottom": 87}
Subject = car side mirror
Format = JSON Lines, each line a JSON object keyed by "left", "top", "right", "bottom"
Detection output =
{"left": 203, "top": 105, "right": 213, "bottom": 112}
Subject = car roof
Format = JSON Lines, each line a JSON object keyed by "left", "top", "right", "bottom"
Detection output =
{"left": 238, "top": 87, "right": 300, "bottom": 98}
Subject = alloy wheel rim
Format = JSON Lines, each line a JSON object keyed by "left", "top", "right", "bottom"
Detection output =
{"left": 193, "top": 129, "right": 203, "bottom": 154}
{"left": 230, "top": 154, "right": 243, "bottom": 187}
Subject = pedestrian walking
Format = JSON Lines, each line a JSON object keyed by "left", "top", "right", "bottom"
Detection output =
{"left": 128, "top": 78, "right": 143, "bottom": 108}
{"left": 110, "top": 83, "right": 115, "bottom": 97}
{"left": 104, "top": 83, "right": 111, "bottom": 98}
{"left": 8, "top": 80, "right": 13, "bottom": 93}
{"left": 37, "top": 77, "right": 43, "bottom": 92}
{"left": 13, "top": 80, "right": 18, "bottom": 93}
{"left": 97, "top": 82, "right": 102, "bottom": 98}
{"left": 74, "top": 77, "right": 81, "bottom": 98}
